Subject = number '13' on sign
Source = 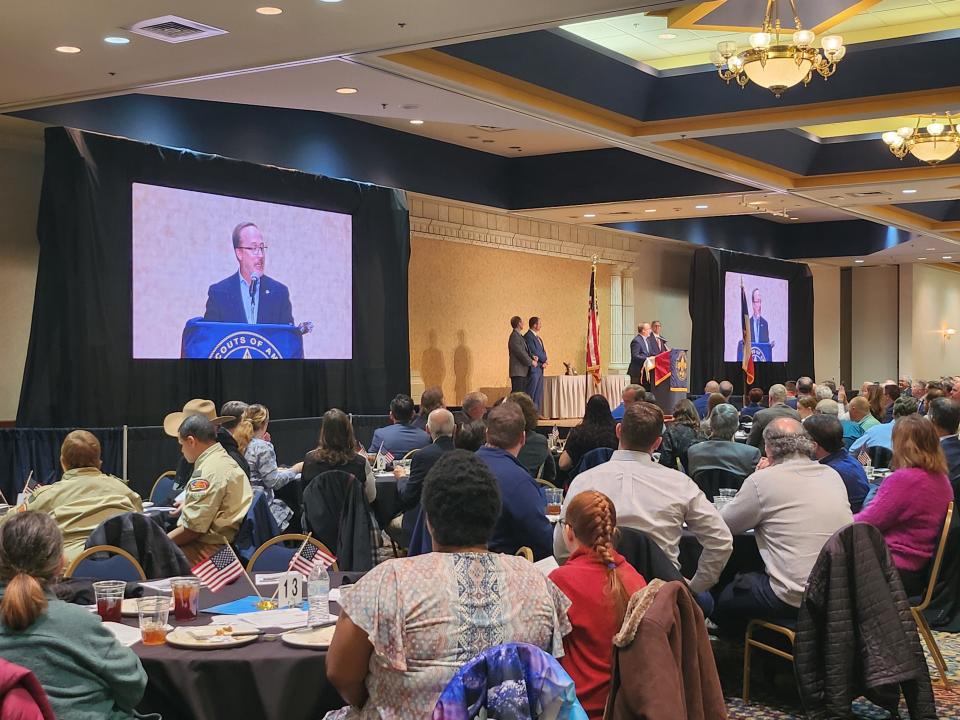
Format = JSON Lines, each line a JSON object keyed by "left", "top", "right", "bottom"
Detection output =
{"left": 278, "top": 572, "right": 303, "bottom": 609}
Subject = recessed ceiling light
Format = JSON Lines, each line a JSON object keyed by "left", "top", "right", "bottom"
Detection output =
{"left": 658, "top": 33, "right": 677, "bottom": 39}
{"left": 481, "top": 139, "right": 495, "bottom": 143}
{"left": 695, "top": 204, "right": 709, "bottom": 209}
{"left": 902, "top": 189, "right": 917, "bottom": 194}
{"left": 918, "top": 257, "right": 927, "bottom": 260}
{"left": 104, "top": 36, "right": 130, "bottom": 44}
{"left": 943, "top": 255, "right": 953, "bottom": 260}
{"left": 319, "top": 0, "right": 342, "bottom": 3}
{"left": 256, "top": 6, "right": 283, "bottom": 14}
{"left": 644, "top": 209, "right": 657, "bottom": 213}
{"left": 55, "top": 46, "right": 81, "bottom": 54}
{"left": 927, "top": 247, "right": 936, "bottom": 251}
{"left": 854, "top": 259, "right": 865, "bottom": 263}
{"left": 335, "top": 87, "right": 357, "bottom": 94}
{"left": 409, "top": 119, "right": 424, "bottom": 125}
{"left": 747, "top": 200, "right": 767, "bottom": 206}
{"left": 583, "top": 213, "right": 596, "bottom": 218}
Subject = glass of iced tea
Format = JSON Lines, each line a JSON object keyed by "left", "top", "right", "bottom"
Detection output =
{"left": 138, "top": 596, "right": 171, "bottom": 646}
{"left": 545, "top": 488, "right": 563, "bottom": 516}
{"left": 170, "top": 577, "right": 201, "bottom": 621}
{"left": 92, "top": 580, "right": 125, "bottom": 622}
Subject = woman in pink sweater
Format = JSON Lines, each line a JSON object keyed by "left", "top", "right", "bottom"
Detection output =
{"left": 855, "top": 414, "right": 952, "bottom": 596}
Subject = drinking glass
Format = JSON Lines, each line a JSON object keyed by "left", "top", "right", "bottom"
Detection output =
{"left": 719, "top": 488, "right": 737, "bottom": 498}
{"left": 545, "top": 488, "right": 563, "bottom": 516}
{"left": 93, "top": 580, "right": 125, "bottom": 623}
{"left": 138, "top": 596, "right": 171, "bottom": 646}
{"left": 170, "top": 577, "right": 201, "bottom": 621}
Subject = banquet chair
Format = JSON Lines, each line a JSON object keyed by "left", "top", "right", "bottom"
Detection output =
{"left": 911, "top": 501, "right": 954, "bottom": 688}
{"left": 64, "top": 545, "right": 147, "bottom": 581}
{"left": 402, "top": 448, "right": 420, "bottom": 461}
{"left": 692, "top": 468, "right": 746, "bottom": 502}
{"left": 246, "top": 533, "right": 339, "bottom": 573}
{"left": 149, "top": 470, "right": 177, "bottom": 506}
{"left": 534, "top": 477, "right": 558, "bottom": 489}
{"left": 515, "top": 546, "right": 534, "bottom": 562}
{"left": 569, "top": 447, "right": 614, "bottom": 482}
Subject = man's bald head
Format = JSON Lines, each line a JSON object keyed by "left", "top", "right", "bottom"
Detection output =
{"left": 426, "top": 408, "right": 456, "bottom": 439}
{"left": 848, "top": 395, "right": 870, "bottom": 421}
{"left": 763, "top": 417, "right": 814, "bottom": 463}
{"left": 718, "top": 380, "right": 734, "bottom": 398}
{"left": 704, "top": 380, "right": 720, "bottom": 394}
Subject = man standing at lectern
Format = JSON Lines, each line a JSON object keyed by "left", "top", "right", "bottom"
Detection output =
{"left": 524, "top": 316, "right": 547, "bottom": 414}
{"left": 203, "top": 222, "right": 294, "bottom": 325}
{"left": 627, "top": 323, "right": 658, "bottom": 386}
{"left": 651, "top": 320, "right": 669, "bottom": 354}
{"left": 749, "top": 288, "right": 770, "bottom": 344}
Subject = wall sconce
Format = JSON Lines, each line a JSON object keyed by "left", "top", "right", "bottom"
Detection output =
{"left": 945, "top": 328, "right": 957, "bottom": 341}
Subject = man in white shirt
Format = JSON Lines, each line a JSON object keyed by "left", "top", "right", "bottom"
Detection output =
{"left": 556, "top": 402, "right": 733, "bottom": 600}
{"left": 715, "top": 417, "right": 853, "bottom": 628}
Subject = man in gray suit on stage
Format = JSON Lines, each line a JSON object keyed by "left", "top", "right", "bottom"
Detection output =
{"left": 508, "top": 316, "right": 537, "bottom": 393}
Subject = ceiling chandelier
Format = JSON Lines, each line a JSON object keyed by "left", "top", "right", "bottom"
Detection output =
{"left": 882, "top": 115, "right": 960, "bottom": 165}
{"left": 711, "top": 0, "right": 845, "bottom": 98}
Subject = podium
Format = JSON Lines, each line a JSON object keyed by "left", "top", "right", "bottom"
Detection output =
{"left": 737, "top": 341, "right": 773, "bottom": 363}
{"left": 650, "top": 349, "right": 690, "bottom": 416}
{"left": 181, "top": 317, "right": 304, "bottom": 359}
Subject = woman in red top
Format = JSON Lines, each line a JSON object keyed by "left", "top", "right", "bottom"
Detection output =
{"left": 549, "top": 490, "right": 646, "bottom": 718}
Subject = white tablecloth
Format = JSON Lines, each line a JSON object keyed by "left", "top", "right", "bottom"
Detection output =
{"left": 541, "top": 374, "right": 630, "bottom": 419}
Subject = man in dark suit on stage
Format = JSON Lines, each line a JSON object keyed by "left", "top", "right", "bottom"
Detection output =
{"left": 749, "top": 288, "right": 770, "bottom": 344}
{"left": 627, "top": 322, "right": 659, "bottom": 386}
{"left": 508, "top": 316, "right": 536, "bottom": 392}
{"left": 524, "top": 316, "right": 547, "bottom": 414}
{"left": 651, "top": 320, "right": 669, "bottom": 354}
{"left": 203, "top": 222, "right": 294, "bottom": 325}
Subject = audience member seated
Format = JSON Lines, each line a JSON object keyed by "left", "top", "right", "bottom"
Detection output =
{"left": 657, "top": 399, "right": 703, "bottom": 472}
{"left": 855, "top": 414, "right": 953, "bottom": 596}
{"left": 949, "top": 376, "right": 960, "bottom": 402}
{"left": 368, "top": 394, "right": 431, "bottom": 458}
{"left": 323, "top": 451, "right": 571, "bottom": 719}
{"left": 236, "top": 403, "right": 302, "bottom": 530}
{"left": 558, "top": 395, "right": 619, "bottom": 472}
{"left": 815, "top": 398, "right": 840, "bottom": 417}
{"left": 693, "top": 380, "right": 719, "bottom": 419}
{"left": 411, "top": 386, "right": 444, "bottom": 431}
{"left": 453, "top": 391, "right": 488, "bottom": 427}
{"left": 453, "top": 418, "right": 487, "bottom": 452}
{"left": 797, "top": 396, "right": 818, "bottom": 421}
{"left": 850, "top": 396, "right": 918, "bottom": 454}
{"left": 716, "top": 418, "right": 853, "bottom": 628}
{"left": 842, "top": 396, "right": 873, "bottom": 449}
{"left": 929, "top": 398, "right": 960, "bottom": 499}
{"left": 699, "top": 392, "right": 727, "bottom": 435}
{"left": 747, "top": 384, "right": 801, "bottom": 451}
{"left": 558, "top": 402, "right": 732, "bottom": 598}
{"left": 167, "top": 398, "right": 250, "bottom": 496}
{"left": 611, "top": 384, "right": 643, "bottom": 422}
{"left": 168, "top": 414, "right": 253, "bottom": 564}
{"left": 396, "top": 408, "right": 456, "bottom": 544}
{"left": 921, "top": 386, "right": 944, "bottom": 415}
{"left": 302, "top": 409, "right": 376, "bottom": 503}
{"left": 548, "top": 491, "right": 646, "bottom": 718}
{"left": 796, "top": 376, "right": 815, "bottom": 405}
{"left": 881, "top": 383, "right": 901, "bottom": 423}
{"left": 0, "top": 512, "right": 147, "bottom": 719}
{"left": 476, "top": 403, "right": 553, "bottom": 559}
{"left": 687, "top": 403, "right": 761, "bottom": 481}
{"left": 815, "top": 384, "right": 834, "bottom": 402}
{"left": 784, "top": 379, "right": 798, "bottom": 409}
{"left": 718, "top": 379, "right": 740, "bottom": 410}
{"left": 804, "top": 414, "right": 870, "bottom": 513}
{"left": 509, "top": 392, "right": 556, "bottom": 482}
{"left": 741, "top": 387, "right": 765, "bottom": 419}
{"left": 11, "top": 430, "right": 141, "bottom": 562}
{"left": 866, "top": 383, "right": 884, "bottom": 423}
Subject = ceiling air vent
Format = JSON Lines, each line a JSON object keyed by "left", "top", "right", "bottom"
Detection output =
{"left": 128, "top": 16, "right": 228, "bottom": 43}
{"left": 849, "top": 191, "right": 889, "bottom": 198}
{"left": 471, "top": 125, "right": 515, "bottom": 133}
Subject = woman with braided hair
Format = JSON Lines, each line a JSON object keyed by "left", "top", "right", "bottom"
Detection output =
{"left": 549, "top": 491, "right": 646, "bottom": 718}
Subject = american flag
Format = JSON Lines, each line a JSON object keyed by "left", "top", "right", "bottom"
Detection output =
{"left": 290, "top": 543, "right": 337, "bottom": 577}
{"left": 192, "top": 545, "right": 244, "bottom": 592}
{"left": 22, "top": 471, "right": 39, "bottom": 497}
{"left": 857, "top": 448, "right": 871, "bottom": 466}
{"left": 740, "top": 281, "right": 755, "bottom": 385}
{"left": 383, "top": 450, "right": 395, "bottom": 465}
{"left": 586, "top": 260, "right": 601, "bottom": 390}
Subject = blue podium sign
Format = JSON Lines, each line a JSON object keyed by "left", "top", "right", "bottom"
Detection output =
{"left": 181, "top": 318, "right": 304, "bottom": 359}
{"left": 737, "top": 341, "right": 773, "bottom": 363}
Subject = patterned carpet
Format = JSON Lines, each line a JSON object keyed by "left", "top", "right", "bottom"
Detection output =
{"left": 719, "top": 630, "right": 960, "bottom": 718}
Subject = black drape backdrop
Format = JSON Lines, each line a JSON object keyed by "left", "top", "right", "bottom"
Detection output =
{"left": 18, "top": 128, "right": 410, "bottom": 427}
{"left": 688, "top": 247, "right": 814, "bottom": 392}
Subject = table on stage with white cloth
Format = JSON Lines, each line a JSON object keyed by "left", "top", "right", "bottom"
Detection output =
{"left": 541, "top": 374, "right": 630, "bottom": 419}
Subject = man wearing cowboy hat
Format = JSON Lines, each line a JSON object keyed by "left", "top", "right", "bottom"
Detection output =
{"left": 166, "top": 412, "right": 252, "bottom": 565}
{"left": 166, "top": 399, "right": 250, "bottom": 503}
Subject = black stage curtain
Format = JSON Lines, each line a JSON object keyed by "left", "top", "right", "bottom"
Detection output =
{"left": 18, "top": 128, "right": 410, "bottom": 427}
{"left": 688, "top": 247, "right": 814, "bottom": 392}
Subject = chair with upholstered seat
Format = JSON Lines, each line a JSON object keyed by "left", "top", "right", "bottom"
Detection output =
{"left": 64, "top": 545, "right": 147, "bottom": 581}
{"left": 149, "top": 470, "right": 177, "bottom": 506}
{"left": 246, "top": 533, "right": 339, "bottom": 573}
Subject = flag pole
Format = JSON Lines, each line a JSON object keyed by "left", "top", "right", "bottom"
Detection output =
{"left": 22, "top": 470, "right": 33, "bottom": 495}
{"left": 227, "top": 543, "right": 262, "bottom": 599}
{"left": 268, "top": 532, "right": 314, "bottom": 602}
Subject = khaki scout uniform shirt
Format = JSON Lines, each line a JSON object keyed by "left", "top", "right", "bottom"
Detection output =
{"left": 178, "top": 443, "right": 252, "bottom": 555}
{"left": 18, "top": 467, "right": 142, "bottom": 562}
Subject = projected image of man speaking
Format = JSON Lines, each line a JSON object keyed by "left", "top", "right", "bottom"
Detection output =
{"left": 203, "top": 222, "right": 294, "bottom": 325}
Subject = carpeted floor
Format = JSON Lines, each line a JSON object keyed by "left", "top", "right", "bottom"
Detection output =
{"left": 719, "top": 629, "right": 960, "bottom": 718}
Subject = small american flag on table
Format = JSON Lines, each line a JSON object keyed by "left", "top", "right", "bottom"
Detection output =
{"left": 857, "top": 449, "right": 871, "bottom": 466}
{"left": 291, "top": 543, "right": 337, "bottom": 577}
{"left": 192, "top": 545, "right": 245, "bottom": 592}
{"left": 383, "top": 450, "right": 395, "bottom": 465}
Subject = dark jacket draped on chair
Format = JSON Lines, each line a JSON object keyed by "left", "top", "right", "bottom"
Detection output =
{"left": 302, "top": 470, "right": 376, "bottom": 571}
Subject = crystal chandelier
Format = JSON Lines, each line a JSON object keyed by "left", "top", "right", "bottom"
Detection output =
{"left": 882, "top": 115, "right": 960, "bottom": 165}
{"left": 711, "top": 0, "right": 845, "bottom": 98}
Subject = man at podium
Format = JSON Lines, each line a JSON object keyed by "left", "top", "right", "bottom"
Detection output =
{"left": 749, "top": 288, "right": 770, "bottom": 344}
{"left": 203, "top": 222, "right": 294, "bottom": 325}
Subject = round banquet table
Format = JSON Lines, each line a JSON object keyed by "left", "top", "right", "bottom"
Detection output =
{"left": 129, "top": 572, "right": 360, "bottom": 720}
{"left": 372, "top": 472, "right": 407, "bottom": 529}
{"left": 542, "top": 374, "right": 630, "bottom": 419}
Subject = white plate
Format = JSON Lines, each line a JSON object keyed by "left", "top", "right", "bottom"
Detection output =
{"left": 122, "top": 597, "right": 174, "bottom": 617}
{"left": 164, "top": 626, "right": 259, "bottom": 649}
{"left": 281, "top": 625, "right": 336, "bottom": 649}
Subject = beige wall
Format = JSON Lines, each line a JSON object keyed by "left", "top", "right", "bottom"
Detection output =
{"left": 632, "top": 244, "right": 695, "bottom": 353}
{"left": 0, "top": 122, "right": 44, "bottom": 422}
{"left": 851, "top": 265, "right": 900, "bottom": 384}
{"left": 900, "top": 263, "right": 960, "bottom": 380}
{"left": 810, "top": 263, "right": 841, "bottom": 383}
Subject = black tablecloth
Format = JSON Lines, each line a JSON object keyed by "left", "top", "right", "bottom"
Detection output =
{"left": 372, "top": 474, "right": 406, "bottom": 529}
{"left": 679, "top": 529, "right": 764, "bottom": 588}
{"left": 129, "top": 571, "right": 362, "bottom": 720}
